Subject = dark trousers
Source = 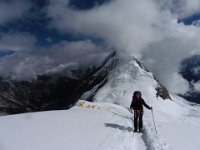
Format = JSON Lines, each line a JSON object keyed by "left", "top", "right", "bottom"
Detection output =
{"left": 134, "top": 110, "right": 143, "bottom": 130}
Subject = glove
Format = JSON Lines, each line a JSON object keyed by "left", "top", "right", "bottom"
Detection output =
{"left": 129, "top": 108, "right": 133, "bottom": 113}
{"left": 150, "top": 107, "right": 153, "bottom": 110}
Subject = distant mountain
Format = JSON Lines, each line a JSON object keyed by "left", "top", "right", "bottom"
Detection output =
{"left": 179, "top": 55, "right": 200, "bottom": 104}
{"left": 0, "top": 51, "right": 171, "bottom": 114}
{"left": 0, "top": 52, "right": 118, "bottom": 114}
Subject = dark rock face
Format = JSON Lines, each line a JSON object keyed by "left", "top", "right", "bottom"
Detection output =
{"left": 0, "top": 52, "right": 118, "bottom": 114}
{"left": 77, "top": 51, "right": 119, "bottom": 102}
{"left": 179, "top": 55, "right": 200, "bottom": 104}
{"left": 0, "top": 76, "right": 79, "bottom": 113}
{"left": 155, "top": 85, "right": 171, "bottom": 100}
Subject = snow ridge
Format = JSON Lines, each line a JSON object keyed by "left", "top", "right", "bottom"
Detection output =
{"left": 77, "top": 100, "right": 170, "bottom": 150}
{"left": 93, "top": 57, "right": 160, "bottom": 107}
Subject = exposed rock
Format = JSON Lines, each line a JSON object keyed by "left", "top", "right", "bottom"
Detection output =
{"left": 0, "top": 52, "right": 118, "bottom": 114}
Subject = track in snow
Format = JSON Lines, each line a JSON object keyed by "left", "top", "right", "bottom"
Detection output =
{"left": 133, "top": 133, "right": 148, "bottom": 150}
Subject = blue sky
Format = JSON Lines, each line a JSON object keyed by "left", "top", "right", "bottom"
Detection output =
{"left": 179, "top": 13, "right": 200, "bottom": 25}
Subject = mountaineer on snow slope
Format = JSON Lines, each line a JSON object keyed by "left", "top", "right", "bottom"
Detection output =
{"left": 130, "top": 91, "right": 152, "bottom": 132}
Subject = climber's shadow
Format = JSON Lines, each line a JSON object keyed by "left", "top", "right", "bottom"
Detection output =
{"left": 105, "top": 123, "right": 133, "bottom": 132}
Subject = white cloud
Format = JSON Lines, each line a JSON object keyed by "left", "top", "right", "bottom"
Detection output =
{"left": 155, "top": 0, "right": 200, "bottom": 19}
{"left": 41, "top": 40, "right": 110, "bottom": 66}
{"left": 47, "top": 0, "right": 163, "bottom": 58}
{"left": 0, "top": 0, "right": 200, "bottom": 94}
{"left": 0, "top": 40, "right": 110, "bottom": 80}
{"left": 141, "top": 24, "right": 200, "bottom": 94}
{"left": 0, "top": 0, "right": 30, "bottom": 25}
{"left": 192, "top": 20, "right": 200, "bottom": 26}
{"left": 0, "top": 33, "right": 37, "bottom": 51}
{"left": 46, "top": 0, "right": 200, "bottom": 94}
{"left": 165, "top": 73, "right": 190, "bottom": 94}
{"left": 194, "top": 81, "right": 200, "bottom": 91}
{"left": 193, "top": 66, "right": 200, "bottom": 75}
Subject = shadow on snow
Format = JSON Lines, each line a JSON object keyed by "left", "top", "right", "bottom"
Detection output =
{"left": 105, "top": 123, "right": 133, "bottom": 132}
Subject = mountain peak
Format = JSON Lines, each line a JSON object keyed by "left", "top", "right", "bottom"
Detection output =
{"left": 84, "top": 54, "right": 171, "bottom": 107}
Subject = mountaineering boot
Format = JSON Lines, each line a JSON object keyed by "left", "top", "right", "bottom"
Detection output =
{"left": 134, "top": 129, "right": 137, "bottom": 132}
{"left": 139, "top": 128, "right": 144, "bottom": 133}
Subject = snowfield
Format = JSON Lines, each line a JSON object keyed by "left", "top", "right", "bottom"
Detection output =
{"left": 0, "top": 99, "right": 200, "bottom": 150}
{"left": 0, "top": 57, "right": 200, "bottom": 150}
{"left": 0, "top": 101, "right": 136, "bottom": 150}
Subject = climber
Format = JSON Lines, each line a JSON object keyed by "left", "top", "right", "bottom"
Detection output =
{"left": 130, "top": 91, "right": 152, "bottom": 132}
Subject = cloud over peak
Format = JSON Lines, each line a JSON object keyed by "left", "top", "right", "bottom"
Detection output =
{"left": 46, "top": 0, "right": 200, "bottom": 94}
{"left": 1, "top": 0, "right": 200, "bottom": 94}
{"left": 0, "top": 39, "right": 110, "bottom": 80}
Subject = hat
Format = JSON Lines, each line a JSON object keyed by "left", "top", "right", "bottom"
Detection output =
{"left": 134, "top": 91, "right": 142, "bottom": 97}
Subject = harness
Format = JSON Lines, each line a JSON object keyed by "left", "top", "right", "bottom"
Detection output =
{"left": 134, "top": 110, "right": 143, "bottom": 115}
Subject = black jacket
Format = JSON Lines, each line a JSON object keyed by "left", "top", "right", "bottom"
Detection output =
{"left": 130, "top": 97, "right": 151, "bottom": 111}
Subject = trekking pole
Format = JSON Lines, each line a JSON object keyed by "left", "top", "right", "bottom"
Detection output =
{"left": 151, "top": 109, "right": 158, "bottom": 133}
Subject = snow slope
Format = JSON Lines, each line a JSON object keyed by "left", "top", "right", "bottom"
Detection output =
{"left": 0, "top": 98, "right": 200, "bottom": 150}
{"left": 92, "top": 57, "right": 159, "bottom": 106}
{"left": 86, "top": 57, "right": 200, "bottom": 150}
{"left": 0, "top": 101, "right": 137, "bottom": 150}
{"left": 0, "top": 57, "right": 200, "bottom": 150}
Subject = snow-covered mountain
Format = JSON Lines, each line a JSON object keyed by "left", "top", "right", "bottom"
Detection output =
{"left": 0, "top": 53, "right": 200, "bottom": 150}
{"left": 83, "top": 55, "right": 171, "bottom": 107}
{"left": 0, "top": 51, "right": 170, "bottom": 114}
{"left": 0, "top": 52, "right": 118, "bottom": 113}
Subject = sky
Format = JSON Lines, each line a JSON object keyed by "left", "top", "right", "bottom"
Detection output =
{"left": 0, "top": 0, "right": 200, "bottom": 94}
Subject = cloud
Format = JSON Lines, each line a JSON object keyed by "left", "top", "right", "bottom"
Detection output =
{"left": 47, "top": 0, "right": 163, "bottom": 58}
{"left": 46, "top": 0, "right": 200, "bottom": 94}
{"left": 141, "top": 24, "right": 200, "bottom": 93}
{"left": 168, "top": 73, "right": 190, "bottom": 94}
{"left": 0, "top": 40, "right": 110, "bottom": 80}
{"left": 193, "top": 66, "right": 200, "bottom": 75}
{"left": 0, "top": 0, "right": 200, "bottom": 94}
{"left": 155, "top": 0, "right": 200, "bottom": 19}
{"left": 194, "top": 81, "right": 200, "bottom": 92}
{"left": 0, "top": 0, "right": 30, "bottom": 25}
{"left": 0, "top": 33, "right": 37, "bottom": 51}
